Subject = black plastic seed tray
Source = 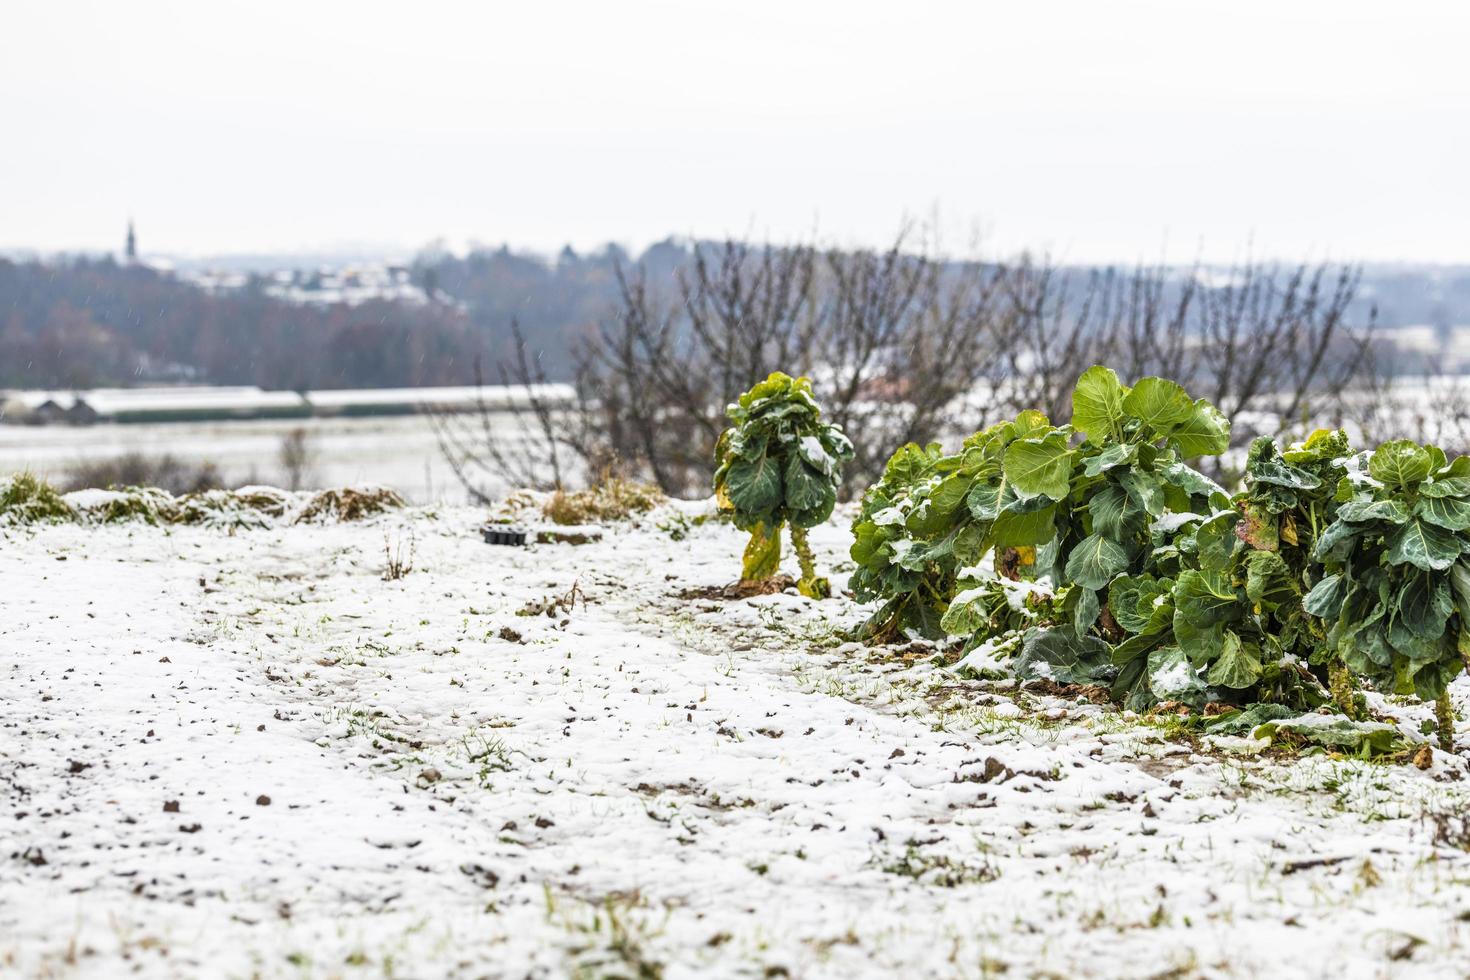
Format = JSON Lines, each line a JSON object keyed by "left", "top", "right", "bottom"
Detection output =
{"left": 482, "top": 525, "right": 528, "bottom": 547}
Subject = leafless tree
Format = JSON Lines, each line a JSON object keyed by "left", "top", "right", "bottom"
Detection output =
{"left": 434, "top": 226, "right": 1382, "bottom": 503}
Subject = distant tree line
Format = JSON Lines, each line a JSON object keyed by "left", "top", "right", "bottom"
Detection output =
{"left": 0, "top": 256, "right": 486, "bottom": 390}
{"left": 4, "top": 242, "right": 1470, "bottom": 394}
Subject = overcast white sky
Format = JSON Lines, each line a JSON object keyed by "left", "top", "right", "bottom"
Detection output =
{"left": 2, "top": 0, "right": 1466, "bottom": 263}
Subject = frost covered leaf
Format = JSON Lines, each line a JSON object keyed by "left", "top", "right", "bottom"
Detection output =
{"left": 1147, "top": 645, "right": 1209, "bottom": 705}
{"left": 1204, "top": 702, "right": 1297, "bottom": 735}
{"left": 1336, "top": 497, "right": 1409, "bottom": 524}
{"left": 782, "top": 456, "right": 830, "bottom": 513}
{"left": 1014, "top": 628, "right": 1112, "bottom": 685}
{"left": 1248, "top": 457, "right": 1322, "bottom": 491}
{"left": 1252, "top": 716, "right": 1405, "bottom": 756}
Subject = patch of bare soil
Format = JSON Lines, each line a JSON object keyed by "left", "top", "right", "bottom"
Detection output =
{"left": 674, "top": 575, "right": 797, "bottom": 601}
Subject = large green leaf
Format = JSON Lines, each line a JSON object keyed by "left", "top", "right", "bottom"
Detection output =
{"left": 1122, "top": 376, "right": 1194, "bottom": 433}
{"left": 1395, "top": 572, "right": 1454, "bottom": 640}
{"left": 1421, "top": 476, "right": 1470, "bottom": 498}
{"left": 1173, "top": 615, "right": 1225, "bottom": 667}
{"left": 991, "top": 502, "right": 1058, "bottom": 548}
{"left": 1014, "top": 628, "right": 1113, "bottom": 685}
{"left": 1119, "top": 469, "right": 1165, "bottom": 517}
{"left": 1168, "top": 399, "right": 1231, "bottom": 457}
{"left": 1416, "top": 494, "right": 1470, "bottom": 532}
{"left": 724, "top": 453, "right": 783, "bottom": 515}
{"left": 1002, "top": 433, "right": 1073, "bottom": 501}
{"left": 1064, "top": 533, "right": 1132, "bottom": 590}
{"left": 1312, "top": 518, "right": 1359, "bottom": 562}
{"left": 1071, "top": 366, "right": 1126, "bottom": 443}
{"left": 1252, "top": 717, "right": 1403, "bottom": 756}
{"left": 1386, "top": 516, "right": 1462, "bottom": 571}
{"left": 1206, "top": 631, "right": 1264, "bottom": 689}
{"left": 1336, "top": 497, "right": 1410, "bottom": 524}
{"left": 1090, "top": 482, "right": 1144, "bottom": 540}
{"left": 783, "top": 456, "right": 830, "bottom": 512}
{"left": 1369, "top": 440, "right": 1434, "bottom": 488}
{"left": 1303, "top": 573, "right": 1347, "bottom": 620}
{"left": 1160, "top": 460, "right": 1227, "bottom": 499}
{"left": 1244, "top": 550, "right": 1296, "bottom": 610}
{"left": 1073, "top": 587, "right": 1101, "bottom": 634}
{"left": 1082, "top": 442, "right": 1136, "bottom": 477}
{"left": 1173, "top": 568, "right": 1240, "bottom": 627}
{"left": 1451, "top": 562, "right": 1470, "bottom": 622}
{"left": 1109, "top": 574, "right": 1173, "bottom": 634}
{"left": 967, "top": 479, "right": 1005, "bottom": 522}
{"left": 1192, "top": 511, "right": 1239, "bottom": 573}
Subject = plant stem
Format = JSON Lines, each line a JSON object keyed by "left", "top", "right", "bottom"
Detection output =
{"left": 790, "top": 525, "right": 829, "bottom": 599}
{"left": 1437, "top": 689, "right": 1456, "bottom": 752}
{"left": 1328, "top": 661, "right": 1360, "bottom": 720}
{"left": 790, "top": 524, "right": 817, "bottom": 582}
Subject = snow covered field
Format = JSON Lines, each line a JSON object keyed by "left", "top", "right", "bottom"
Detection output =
{"left": 0, "top": 414, "right": 533, "bottom": 505}
{"left": 5, "top": 501, "right": 1470, "bottom": 978}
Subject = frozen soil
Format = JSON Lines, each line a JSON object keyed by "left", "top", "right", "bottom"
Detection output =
{"left": 4, "top": 504, "right": 1470, "bottom": 979}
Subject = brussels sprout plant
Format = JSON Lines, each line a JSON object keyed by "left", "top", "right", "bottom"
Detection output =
{"left": 714, "top": 372, "right": 853, "bottom": 597}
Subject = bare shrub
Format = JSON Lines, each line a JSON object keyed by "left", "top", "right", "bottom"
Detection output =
{"left": 278, "top": 427, "right": 314, "bottom": 490}
{"left": 437, "top": 226, "right": 1380, "bottom": 500}
{"left": 65, "top": 452, "right": 225, "bottom": 496}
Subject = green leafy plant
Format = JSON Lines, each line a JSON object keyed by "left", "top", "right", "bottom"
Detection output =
{"left": 850, "top": 367, "right": 1233, "bottom": 677}
{"left": 1303, "top": 439, "right": 1470, "bottom": 747}
{"left": 938, "top": 368, "right": 1234, "bottom": 707}
{"left": 713, "top": 372, "right": 853, "bottom": 597}
{"left": 848, "top": 414, "right": 1061, "bottom": 641}
{"left": 0, "top": 472, "right": 74, "bottom": 524}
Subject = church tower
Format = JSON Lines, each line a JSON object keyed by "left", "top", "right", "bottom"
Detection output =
{"left": 125, "top": 220, "right": 137, "bottom": 262}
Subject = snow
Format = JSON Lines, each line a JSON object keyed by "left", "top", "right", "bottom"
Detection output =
{"left": 799, "top": 435, "right": 837, "bottom": 474}
{"left": 1150, "top": 511, "right": 1207, "bottom": 534}
{"left": 4, "top": 505, "right": 1470, "bottom": 977}
{"left": 870, "top": 506, "right": 906, "bottom": 526}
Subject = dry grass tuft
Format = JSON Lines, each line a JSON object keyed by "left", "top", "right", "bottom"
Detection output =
{"left": 543, "top": 476, "right": 664, "bottom": 525}
{"left": 0, "top": 472, "right": 75, "bottom": 524}
{"left": 297, "top": 486, "right": 406, "bottom": 523}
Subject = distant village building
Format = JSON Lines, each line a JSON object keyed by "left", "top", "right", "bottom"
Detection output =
{"left": 125, "top": 220, "right": 137, "bottom": 263}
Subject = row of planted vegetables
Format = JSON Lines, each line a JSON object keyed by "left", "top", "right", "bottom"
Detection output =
{"left": 714, "top": 367, "right": 1470, "bottom": 752}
